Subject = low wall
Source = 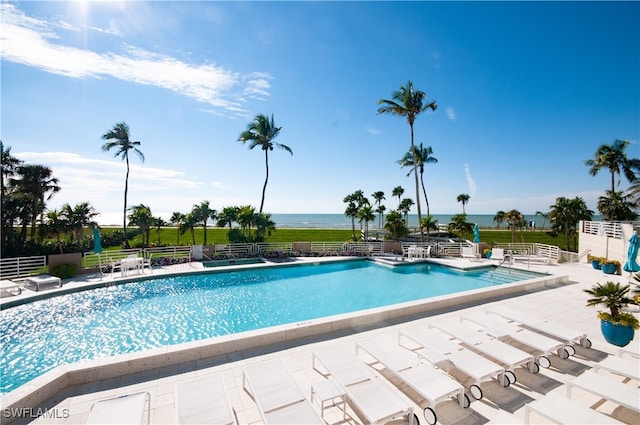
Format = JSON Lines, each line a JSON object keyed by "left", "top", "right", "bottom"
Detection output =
{"left": 47, "top": 253, "right": 82, "bottom": 275}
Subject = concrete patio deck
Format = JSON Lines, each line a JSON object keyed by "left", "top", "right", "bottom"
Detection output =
{"left": 1, "top": 258, "right": 638, "bottom": 424}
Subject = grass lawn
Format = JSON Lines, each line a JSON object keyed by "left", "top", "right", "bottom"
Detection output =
{"left": 101, "top": 226, "right": 570, "bottom": 250}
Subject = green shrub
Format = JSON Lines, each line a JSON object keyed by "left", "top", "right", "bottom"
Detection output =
{"left": 51, "top": 263, "right": 78, "bottom": 279}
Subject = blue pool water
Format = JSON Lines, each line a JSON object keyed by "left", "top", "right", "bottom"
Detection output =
{"left": 0, "top": 260, "right": 539, "bottom": 395}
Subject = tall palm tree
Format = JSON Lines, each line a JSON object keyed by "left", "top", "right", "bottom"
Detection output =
{"left": 13, "top": 164, "right": 60, "bottom": 240}
{"left": 398, "top": 198, "right": 415, "bottom": 225}
{"left": 1, "top": 142, "right": 23, "bottom": 248}
{"left": 238, "top": 114, "right": 292, "bottom": 213}
{"left": 597, "top": 190, "right": 637, "bottom": 221}
{"left": 343, "top": 193, "right": 359, "bottom": 241}
{"left": 217, "top": 206, "right": 240, "bottom": 230}
{"left": 192, "top": 200, "right": 217, "bottom": 245}
{"left": 398, "top": 143, "right": 438, "bottom": 217}
{"left": 0, "top": 141, "right": 22, "bottom": 208}
{"left": 549, "top": 197, "right": 593, "bottom": 251}
{"left": 371, "top": 191, "right": 386, "bottom": 229}
{"left": 457, "top": 193, "right": 470, "bottom": 214}
{"left": 534, "top": 210, "right": 549, "bottom": 231}
{"left": 357, "top": 204, "right": 376, "bottom": 241}
{"left": 504, "top": 209, "right": 525, "bottom": 243}
{"left": 392, "top": 186, "right": 404, "bottom": 207}
{"left": 128, "top": 204, "right": 153, "bottom": 247}
{"left": 378, "top": 81, "right": 437, "bottom": 223}
{"left": 170, "top": 212, "right": 186, "bottom": 245}
{"left": 62, "top": 202, "right": 98, "bottom": 251}
{"left": 585, "top": 139, "right": 640, "bottom": 192}
{"left": 101, "top": 122, "right": 144, "bottom": 248}
{"left": 493, "top": 210, "right": 506, "bottom": 229}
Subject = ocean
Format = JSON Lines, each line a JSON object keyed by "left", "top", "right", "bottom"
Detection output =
{"left": 268, "top": 213, "right": 560, "bottom": 229}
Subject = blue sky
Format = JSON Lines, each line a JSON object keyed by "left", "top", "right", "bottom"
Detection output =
{"left": 2, "top": 1, "right": 639, "bottom": 225}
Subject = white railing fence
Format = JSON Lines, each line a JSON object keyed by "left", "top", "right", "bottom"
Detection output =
{"left": 0, "top": 256, "right": 47, "bottom": 278}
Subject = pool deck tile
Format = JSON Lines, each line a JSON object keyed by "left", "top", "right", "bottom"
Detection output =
{"left": 2, "top": 258, "right": 639, "bottom": 425}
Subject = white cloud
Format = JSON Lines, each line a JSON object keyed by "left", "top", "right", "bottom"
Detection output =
{"left": 446, "top": 107, "right": 456, "bottom": 121}
{"left": 0, "top": 4, "right": 269, "bottom": 114}
{"left": 367, "top": 127, "right": 382, "bottom": 136}
{"left": 464, "top": 163, "right": 477, "bottom": 197}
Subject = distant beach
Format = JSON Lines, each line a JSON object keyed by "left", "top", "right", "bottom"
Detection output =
{"left": 268, "top": 213, "right": 594, "bottom": 229}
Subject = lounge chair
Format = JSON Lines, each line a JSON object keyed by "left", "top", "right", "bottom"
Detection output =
{"left": 312, "top": 346, "right": 415, "bottom": 425}
{"left": 430, "top": 318, "right": 538, "bottom": 384}
{"left": 592, "top": 355, "right": 640, "bottom": 381}
{"left": 175, "top": 374, "right": 238, "bottom": 425}
{"left": 488, "top": 305, "right": 592, "bottom": 351}
{"left": 566, "top": 371, "right": 640, "bottom": 413}
{"left": 461, "top": 246, "right": 480, "bottom": 261}
{"left": 242, "top": 358, "right": 324, "bottom": 425}
{"left": 0, "top": 279, "right": 22, "bottom": 296}
{"left": 26, "top": 274, "right": 61, "bottom": 291}
{"left": 86, "top": 392, "right": 150, "bottom": 424}
{"left": 490, "top": 248, "right": 506, "bottom": 262}
{"left": 524, "top": 392, "right": 623, "bottom": 424}
{"left": 462, "top": 312, "right": 571, "bottom": 367}
{"left": 399, "top": 327, "right": 510, "bottom": 400}
{"left": 356, "top": 338, "right": 468, "bottom": 425}
{"left": 487, "top": 411, "right": 524, "bottom": 424}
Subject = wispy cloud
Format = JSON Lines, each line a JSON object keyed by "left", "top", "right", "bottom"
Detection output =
{"left": 367, "top": 127, "right": 382, "bottom": 136}
{"left": 464, "top": 163, "right": 477, "bottom": 197}
{"left": 0, "top": 4, "right": 270, "bottom": 115}
{"left": 446, "top": 107, "right": 456, "bottom": 121}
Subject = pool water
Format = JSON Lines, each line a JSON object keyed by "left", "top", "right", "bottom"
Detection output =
{"left": 0, "top": 260, "right": 539, "bottom": 395}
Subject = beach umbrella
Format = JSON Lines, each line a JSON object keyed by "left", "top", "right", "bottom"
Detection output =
{"left": 473, "top": 223, "right": 480, "bottom": 243}
{"left": 623, "top": 233, "right": 640, "bottom": 281}
{"left": 93, "top": 226, "right": 103, "bottom": 254}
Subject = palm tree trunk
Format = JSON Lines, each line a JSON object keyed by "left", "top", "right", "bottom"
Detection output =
{"left": 409, "top": 125, "right": 422, "bottom": 223}
{"left": 260, "top": 150, "right": 269, "bottom": 213}
{"left": 123, "top": 155, "right": 130, "bottom": 248}
{"left": 420, "top": 173, "right": 430, "bottom": 217}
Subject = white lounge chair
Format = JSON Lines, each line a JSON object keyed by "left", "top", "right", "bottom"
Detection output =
{"left": 399, "top": 327, "right": 510, "bottom": 399}
{"left": 356, "top": 338, "right": 468, "bottom": 425}
{"left": 86, "top": 392, "right": 150, "bottom": 424}
{"left": 175, "top": 374, "right": 238, "bottom": 425}
{"left": 242, "top": 358, "right": 324, "bottom": 425}
{"left": 462, "top": 312, "right": 571, "bottom": 367}
{"left": 26, "top": 274, "right": 61, "bottom": 291}
{"left": 490, "top": 248, "right": 506, "bottom": 262}
{"left": 524, "top": 392, "right": 623, "bottom": 424}
{"left": 461, "top": 246, "right": 480, "bottom": 261}
{"left": 592, "top": 355, "right": 640, "bottom": 381}
{"left": 0, "top": 279, "right": 22, "bottom": 296}
{"left": 312, "top": 346, "right": 415, "bottom": 425}
{"left": 430, "top": 318, "right": 538, "bottom": 384}
{"left": 566, "top": 371, "right": 640, "bottom": 413}
{"left": 488, "top": 305, "right": 592, "bottom": 351}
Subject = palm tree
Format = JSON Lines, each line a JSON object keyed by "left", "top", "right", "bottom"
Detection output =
{"left": 627, "top": 177, "right": 640, "bottom": 208}
{"left": 170, "top": 212, "right": 186, "bottom": 245}
{"left": 254, "top": 212, "right": 276, "bottom": 242}
{"left": 384, "top": 210, "right": 410, "bottom": 241}
{"left": 153, "top": 216, "right": 167, "bottom": 245}
{"left": 192, "top": 200, "right": 217, "bottom": 245}
{"left": 372, "top": 191, "right": 386, "bottom": 229}
{"left": 504, "top": 209, "right": 525, "bottom": 243}
{"left": 128, "top": 204, "right": 153, "bottom": 247}
{"left": 0, "top": 141, "right": 22, "bottom": 209}
{"left": 357, "top": 204, "right": 376, "bottom": 241}
{"left": 179, "top": 212, "right": 198, "bottom": 245}
{"left": 238, "top": 114, "right": 292, "bottom": 213}
{"left": 217, "top": 206, "right": 240, "bottom": 230}
{"left": 101, "top": 122, "right": 144, "bottom": 248}
{"left": 12, "top": 164, "right": 61, "bottom": 241}
{"left": 237, "top": 205, "right": 257, "bottom": 240}
{"left": 448, "top": 213, "right": 473, "bottom": 239}
{"left": 392, "top": 186, "right": 404, "bottom": 208}
{"left": 493, "top": 210, "right": 506, "bottom": 229}
{"left": 419, "top": 214, "right": 439, "bottom": 241}
{"left": 585, "top": 139, "right": 640, "bottom": 192}
{"left": 378, "top": 81, "right": 437, "bottom": 223}
{"left": 549, "top": 196, "right": 593, "bottom": 251}
{"left": 398, "top": 198, "right": 414, "bottom": 225}
{"left": 597, "top": 190, "right": 637, "bottom": 221}
{"left": 44, "top": 208, "right": 69, "bottom": 254}
{"left": 343, "top": 194, "right": 359, "bottom": 241}
{"left": 1, "top": 142, "right": 23, "bottom": 249}
{"left": 456, "top": 193, "right": 470, "bottom": 214}
{"left": 398, "top": 143, "right": 438, "bottom": 217}
{"left": 535, "top": 210, "right": 549, "bottom": 231}
{"left": 62, "top": 202, "right": 98, "bottom": 251}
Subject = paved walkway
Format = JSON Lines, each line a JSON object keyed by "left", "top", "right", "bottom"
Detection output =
{"left": 3, "top": 259, "right": 639, "bottom": 424}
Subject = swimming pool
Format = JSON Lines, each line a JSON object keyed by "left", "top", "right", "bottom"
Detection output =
{"left": 0, "top": 259, "right": 541, "bottom": 395}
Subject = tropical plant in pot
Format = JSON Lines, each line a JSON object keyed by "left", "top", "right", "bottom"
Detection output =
{"left": 584, "top": 281, "right": 639, "bottom": 347}
{"left": 599, "top": 259, "right": 620, "bottom": 275}
{"left": 587, "top": 255, "right": 603, "bottom": 269}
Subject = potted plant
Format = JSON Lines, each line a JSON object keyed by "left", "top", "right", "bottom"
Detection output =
{"left": 587, "top": 255, "right": 603, "bottom": 269}
{"left": 483, "top": 248, "right": 492, "bottom": 259}
{"left": 584, "top": 281, "right": 639, "bottom": 347}
{"left": 599, "top": 259, "right": 620, "bottom": 275}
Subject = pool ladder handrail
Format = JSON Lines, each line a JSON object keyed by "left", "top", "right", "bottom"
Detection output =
{"left": 490, "top": 251, "right": 513, "bottom": 279}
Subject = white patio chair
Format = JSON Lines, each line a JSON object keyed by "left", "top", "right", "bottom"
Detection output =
{"left": 175, "top": 374, "right": 237, "bottom": 425}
